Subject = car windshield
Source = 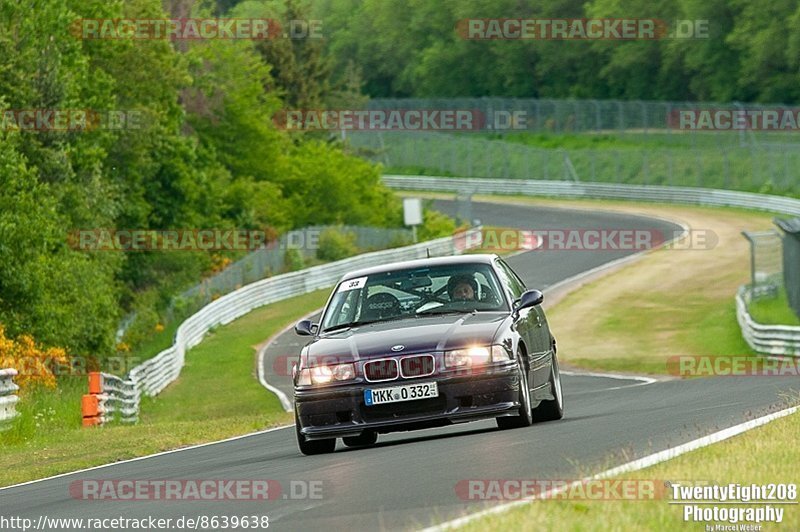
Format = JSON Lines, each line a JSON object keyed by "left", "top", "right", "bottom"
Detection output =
{"left": 320, "top": 263, "right": 508, "bottom": 332}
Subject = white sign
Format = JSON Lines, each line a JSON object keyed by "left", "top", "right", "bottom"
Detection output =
{"left": 338, "top": 276, "right": 367, "bottom": 292}
{"left": 403, "top": 198, "right": 422, "bottom": 226}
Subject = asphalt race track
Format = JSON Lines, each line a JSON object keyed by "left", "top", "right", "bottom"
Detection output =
{"left": 2, "top": 200, "right": 797, "bottom": 531}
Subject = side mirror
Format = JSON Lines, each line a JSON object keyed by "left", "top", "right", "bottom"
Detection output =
{"left": 513, "top": 289, "right": 544, "bottom": 316}
{"left": 294, "top": 319, "right": 315, "bottom": 336}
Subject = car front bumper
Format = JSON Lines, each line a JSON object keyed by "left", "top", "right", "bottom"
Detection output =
{"left": 295, "top": 362, "right": 520, "bottom": 440}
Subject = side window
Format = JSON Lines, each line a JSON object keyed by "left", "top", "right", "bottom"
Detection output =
{"left": 495, "top": 260, "right": 526, "bottom": 300}
{"left": 327, "top": 289, "right": 361, "bottom": 327}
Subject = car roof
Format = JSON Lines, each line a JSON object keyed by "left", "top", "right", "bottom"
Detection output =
{"left": 340, "top": 253, "right": 501, "bottom": 281}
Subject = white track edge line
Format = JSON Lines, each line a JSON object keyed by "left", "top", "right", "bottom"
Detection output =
{"left": 561, "top": 370, "right": 657, "bottom": 384}
{"left": 0, "top": 423, "right": 292, "bottom": 492}
{"left": 256, "top": 307, "right": 324, "bottom": 412}
{"left": 421, "top": 404, "right": 800, "bottom": 531}
{"left": 0, "top": 208, "right": 688, "bottom": 492}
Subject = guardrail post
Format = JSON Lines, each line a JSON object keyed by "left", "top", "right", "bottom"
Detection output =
{"left": 82, "top": 371, "right": 104, "bottom": 427}
{"left": 0, "top": 368, "right": 20, "bottom": 430}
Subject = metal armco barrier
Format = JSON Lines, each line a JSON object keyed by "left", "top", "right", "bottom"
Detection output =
{"left": 85, "top": 231, "right": 479, "bottom": 425}
{"left": 82, "top": 372, "right": 139, "bottom": 426}
{"left": 382, "top": 175, "right": 800, "bottom": 217}
{"left": 382, "top": 174, "right": 800, "bottom": 357}
{"left": 0, "top": 368, "right": 20, "bottom": 428}
{"left": 737, "top": 287, "right": 800, "bottom": 356}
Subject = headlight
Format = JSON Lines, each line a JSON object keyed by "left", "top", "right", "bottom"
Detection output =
{"left": 444, "top": 345, "right": 511, "bottom": 368}
{"left": 490, "top": 344, "right": 512, "bottom": 361}
{"left": 302, "top": 363, "right": 357, "bottom": 385}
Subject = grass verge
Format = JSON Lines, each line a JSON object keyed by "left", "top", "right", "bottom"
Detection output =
{"left": 0, "top": 288, "right": 330, "bottom": 487}
{"left": 748, "top": 288, "right": 800, "bottom": 326}
{"left": 378, "top": 132, "right": 800, "bottom": 196}
{"left": 457, "top": 408, "right": 800, "bottom": 531}
{"left": 405, "top": 192, "right": 800, "bottom": 530}
{"left": 402, "top": 191, "right": 776, "bottom": 375}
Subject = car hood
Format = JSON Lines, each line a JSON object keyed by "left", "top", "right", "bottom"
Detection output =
{"left": 305, "top": 312, "right": 508, "bottom": 365}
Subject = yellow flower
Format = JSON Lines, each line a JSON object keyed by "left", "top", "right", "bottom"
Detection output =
{"left": 0, "top": 324, "right": 69, "bottom": 390}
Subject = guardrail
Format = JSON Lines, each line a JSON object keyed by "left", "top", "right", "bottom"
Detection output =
{"left": 382, "top": 175, "right": 800, "bottom": 216}
{"left": 736, "top": 287, "right": 800, "bottom": 356}
{"left": 0, "top": 368, "right": 19, "bottom": 428}
{"left": 86, "top": 230, "right": 479, "bottom": 425}
{"left": 81, "top": 372, "right": 139, "bottom": 426}
{"left": 382, "top": 174, "right": 800, "bottom": 357}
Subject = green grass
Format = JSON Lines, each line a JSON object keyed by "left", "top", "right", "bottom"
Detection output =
{"left": 565, "top": 299, "right": 754, "bottom": 375}
{"left": 125, "top": 318, "right": 181, "bottom": 368}
{"left": 476, "top": 131, "right": 715, "bottom": 149}
{"left": 0, "top": 288, "right": 330, "bottom": 487}
{"left": 371, "top": 131, "right": 800, "bottom": 195}
{"left": 748, "top": 289, "right": 800, "bottom": 326}
{"left": 475, "top": 130, "right": 800, "bottom": 150}
{"left": 455, "top": 408, "right": 800, "bottom": 531}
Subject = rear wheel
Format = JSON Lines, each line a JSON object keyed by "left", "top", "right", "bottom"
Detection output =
{"left": 497, "top": 350, "right": 533, "bottom": 429}
{"left": 533, "top": 350, "right": 564, "bottom": 422}
{"left": 343, "top": 430, "right": 378, "bottom": 448}
{"left": 296, "top": 414, "right": 336, "bottom": 455}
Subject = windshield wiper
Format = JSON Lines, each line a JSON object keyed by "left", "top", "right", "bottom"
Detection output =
{"left": 322, "top": 315, "right": 414, "bottom": 333}
{"left": 417, "top": 308, "right": 477, "bottom": 316}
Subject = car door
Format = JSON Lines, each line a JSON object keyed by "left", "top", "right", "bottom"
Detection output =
{"left": 493, "top": 259, "right": 533, "bottom": 382}
{"left": 496, "top": 259, "right": 551, "bottom": 390}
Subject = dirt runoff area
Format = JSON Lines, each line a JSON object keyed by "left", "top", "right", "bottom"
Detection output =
{"left": 473, "top": 194, "right": 777, "bottom": 374}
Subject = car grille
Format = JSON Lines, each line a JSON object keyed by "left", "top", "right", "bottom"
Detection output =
{"left": 400, "top": 354, "right": 435, "bottom": 378}
{"left": 364, "top": 359, "right": 399, "bottom": 382}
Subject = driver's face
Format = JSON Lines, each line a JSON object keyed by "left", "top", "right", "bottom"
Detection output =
{"left": 452, "top": 282, "right": 475, "bottom": 301}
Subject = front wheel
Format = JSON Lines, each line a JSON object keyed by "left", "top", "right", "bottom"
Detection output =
{"left": 296, "top": 414, "right": 336, "bottom": 455}
{"left": 533, "top": 351, "right": 564, "bottom": 422}
{"left": 497, "top": 350, "right": 533, "bottom": 429}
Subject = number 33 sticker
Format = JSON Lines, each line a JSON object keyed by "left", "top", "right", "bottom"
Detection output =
{"left": 338, "top": 276, "right": 367, "bottom": 292}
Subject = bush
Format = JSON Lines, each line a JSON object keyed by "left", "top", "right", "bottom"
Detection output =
{"left": 317, "top": 228, "right": 359, "bottom": 261}
{"left": 284, "top": 248, "right": 305, "bottom": 271}
{"left": 0, "top": 325, "right": 68, "bottom": 391}
{"left": 418, "top": 208, "right": 457, "bottom": 241}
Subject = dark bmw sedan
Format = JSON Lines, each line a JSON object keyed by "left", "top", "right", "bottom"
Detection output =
{"left": 292, "top": 254, "right": 563, "bottom": 455}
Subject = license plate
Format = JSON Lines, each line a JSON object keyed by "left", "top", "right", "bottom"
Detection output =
{"left": 364, "top": 382, "right": 439, "bottom": 406}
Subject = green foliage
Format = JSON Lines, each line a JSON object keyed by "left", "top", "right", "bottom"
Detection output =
{"left": 0, "top": 0, "right": 407, "bottom": 360}
{"left": 316, "top": 228, "right": 359, "bottom": 261}
{"left": 317, "top": 0, "right": 800, "bottom": 102}
{"left": 418, "top": 206, "right": 457, "bottom": 240}
{"left": 279, "top": 140, "right": 402, "bottom": 227}
{"left": 283, "top": 248, "right": 305, "bottom": 271}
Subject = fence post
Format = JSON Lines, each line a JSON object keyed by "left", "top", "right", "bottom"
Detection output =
{"left": 82, "top": 371, "right": 104, "bottom": 427}
{"left": 0, "top": 369, "right": 20, "bottom": 429}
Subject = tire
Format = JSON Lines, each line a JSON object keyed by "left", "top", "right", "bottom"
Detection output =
{"left": 342, "top": 430, "right": 378, "bottom": 448}
{"left": 496, "top": 350, "right": 533, "bottom": 429}
{"left": 533, "top": 350, "right": 564, "bottom": 422}
{"left": 296, "top": 414, "right": 336, "bottom": 455}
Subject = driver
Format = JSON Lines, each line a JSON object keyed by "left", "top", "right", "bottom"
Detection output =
{"left": 447, "top": 273, "right": 478, "bottom": 301}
